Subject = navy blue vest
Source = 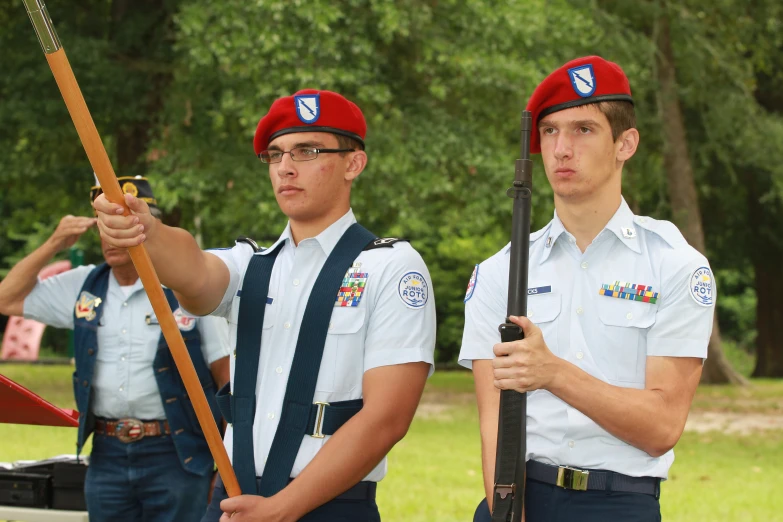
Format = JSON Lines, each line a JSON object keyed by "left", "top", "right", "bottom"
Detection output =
{"left": 72, "top": 263, "right": 221, "bottom": 476}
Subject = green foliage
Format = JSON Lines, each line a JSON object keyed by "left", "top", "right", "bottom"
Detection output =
{"left": 2, "top": 0, "right": 781, "bottom": 361}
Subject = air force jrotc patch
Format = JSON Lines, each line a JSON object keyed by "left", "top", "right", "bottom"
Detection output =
{"left": 464, "top": 264, "right": 479, "bottom": 303}
{"left": 568, "top": 64, "right": 596, "bottom": 98}
{"left": 398, "top": 271, "right": 429, "bottom": 309}
{"left": 173, "top": 308, "right": 197, "bottom": 332}
{"left": 600, "top": 282, "right": 659, "bottom": 304}
{"left": 294, "top": 94, "right": 320, "bottom": 124}
{"left": 336, "top": 264, "right": 368, "bottom": 307}
{"left": 75, "top": 291, "right": 102, "bottom": 321}
{"left": 689, "top": 266, "right": 714, "bottom": 307}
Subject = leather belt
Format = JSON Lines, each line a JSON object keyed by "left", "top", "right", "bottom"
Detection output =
{"left": 94, "top": 418, "right": 171, "bottom": 443}
{"left": 526, "top": 460, "right": 661, "bottom": 498}
{"left": 281, "top": 479, "right": 376, "bottom": 501}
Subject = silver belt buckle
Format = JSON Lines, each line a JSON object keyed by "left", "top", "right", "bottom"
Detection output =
{"left": 311, "top": 402, "right": 330, "bottom": 439}
{"left": 115, "top": 418, "right": 145, "bottom": 443}
{"left": 556, "top": 466, "right": 589, "bottom": 491}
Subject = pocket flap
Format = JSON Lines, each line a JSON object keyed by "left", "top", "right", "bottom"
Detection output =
{"left": 328, "top": 307, "right": 366, "bottom": 335}
{"left": 527, "top": 293, "right": 561, "bottom": 324}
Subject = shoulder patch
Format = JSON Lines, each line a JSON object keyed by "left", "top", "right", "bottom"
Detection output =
{"left": 173, "top": 307, "right": 197, "bottom": 331}
{"left": 235, "top": 235, "right": 261, "bottom": 252}
{"left": 364, "top": 237, "right": 408, "bottom": 250}
{"left": 398, "top": 271, "right": 429, "bottom": 309}
{"left": 633, "top": 217, "right": 687, "bottom": 248}
{"left": 464, "top": 264, "right": 479, "bottom": 303}
{"left": 689, "top": 266, "right": 715, "bottom": 307}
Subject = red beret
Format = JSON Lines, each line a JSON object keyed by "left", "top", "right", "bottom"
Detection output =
{"left": 526, "top": 56, "right": 633, "bottom": 153}
{"left": 253, "top": 89, "right": 367, "bottom": 155}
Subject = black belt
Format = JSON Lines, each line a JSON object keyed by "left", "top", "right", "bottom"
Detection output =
{"left": 277, "top": 479, "right": 375, "bottom": 501}
{"left": 526, "top": 460, "right": 661, "bottom": 498}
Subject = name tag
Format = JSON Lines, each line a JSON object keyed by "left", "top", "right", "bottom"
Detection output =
{"left": 528, "top": 286, "right": 552, "bottom": 295}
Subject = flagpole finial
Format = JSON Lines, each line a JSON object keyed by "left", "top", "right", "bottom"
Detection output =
{"left": 23, "top": 0, "right": 61, "bottom": 54}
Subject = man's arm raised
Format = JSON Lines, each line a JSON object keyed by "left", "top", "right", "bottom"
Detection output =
{"left": 93, "top": 193, "right": 229, "bottom": 315}
{"left": 0, "top": 215, "right": 96, "bottom": 317}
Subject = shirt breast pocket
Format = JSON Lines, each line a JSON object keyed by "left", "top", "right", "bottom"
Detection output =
{"left": 527, "top": 293, "right": 561, "bottom": 355}
{"left": 595, "top": 298, "right": 656, "bottom": 385}
{"left": 317, "top": 307, "right": 366, "bottom": 395}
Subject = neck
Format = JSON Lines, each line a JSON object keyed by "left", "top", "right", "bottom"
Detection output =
{"left": 288, "top": 205, "right": 350, "bottom": 245}
{"left": 555, "top": 191, "right": 622, "bottom": 252}
{"left": 111, "top": 264, "right": 140, "bottom": 286}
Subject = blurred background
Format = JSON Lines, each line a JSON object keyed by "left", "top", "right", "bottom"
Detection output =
{"left": 0, "top": 1, "right": 782, "bottom": 520}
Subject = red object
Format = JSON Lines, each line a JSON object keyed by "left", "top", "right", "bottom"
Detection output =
{"left": 525, "top": 56, "right": 634, "bottom": 153}
{"left": 1, "top": 260, "right": 72, "bottom": 361}
{"left": 253, "top": 89, "right": 367, "bottom": 154}
{"left": 0, "top": 374, "right": 79, "bottom": 427}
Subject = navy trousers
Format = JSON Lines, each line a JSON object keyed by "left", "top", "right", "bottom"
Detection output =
{"left": 84, "top": 434, "right": 211, "bottom": 522}
{"left": 201, "top": 475, "right": 381, "bottom": 522}
{"left": 474, "top": 478, "right": 661, "bottom": 522}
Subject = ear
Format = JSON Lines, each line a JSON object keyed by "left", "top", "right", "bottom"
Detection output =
{"left": 344, "top": 150, "right": 367, "bottom": 182}
{"left": 616, "top": 128, "right": 639, "bottom": 162}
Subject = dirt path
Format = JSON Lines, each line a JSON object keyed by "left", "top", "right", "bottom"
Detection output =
{"left": 418, "top": 391, "right": 783, "bottom": 434}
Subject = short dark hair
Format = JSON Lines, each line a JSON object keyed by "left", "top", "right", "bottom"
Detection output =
{"left": 335, "top": 134, "right": 364, "bottom": 154}
{"left": 595, "top": 101, "right": 636, "bottom": 142}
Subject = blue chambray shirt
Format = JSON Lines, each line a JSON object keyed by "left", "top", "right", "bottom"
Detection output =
{"left": 24, "top": 266, "right": 230, "bottom": 420}
{"left": 459, "top": 199, "right": 714, "bottom": 479}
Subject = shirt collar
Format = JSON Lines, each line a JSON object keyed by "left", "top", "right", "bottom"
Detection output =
{"left": 108, "top": 269, "right": 143, "bottom": 296}
{"left": 538, "top": 197, "right": 640, "bottom": 263}
{"left": 259, "top": 208, "right": 357, "bottom": 257}
{"left": 604, "top": 198, "right": 642, "bottom": 254}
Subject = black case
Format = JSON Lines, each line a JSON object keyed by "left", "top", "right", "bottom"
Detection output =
{"left": 0, "top": 471, "right": 51, "bottom": 508}
{"left": 0, "top": 459, "right": 87, "bottom": 510}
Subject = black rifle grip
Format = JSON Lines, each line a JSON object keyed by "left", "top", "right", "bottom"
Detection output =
{"left": 499, "top": 322, "right": 525, "bottom": 344}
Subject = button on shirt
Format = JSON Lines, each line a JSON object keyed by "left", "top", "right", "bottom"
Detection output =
{"left": 206, "top": 209, "right": 436, "bottom": 481}
{"left": 24, "top": 266, "right": 230, "bottom": 419}
{"left": 459, "top": 199, "right": 715, "bottom": 479}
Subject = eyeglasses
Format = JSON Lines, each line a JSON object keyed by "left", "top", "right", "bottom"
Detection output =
{"left": 258, "top": 146, "right": 355, "bottom": 164}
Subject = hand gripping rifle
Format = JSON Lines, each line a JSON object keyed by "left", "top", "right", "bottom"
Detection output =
{"left": 22, "top": 0, "right": 241, "bottom": 497}
{"left": 491, "top": 111, "right": 533, "bottom": 522}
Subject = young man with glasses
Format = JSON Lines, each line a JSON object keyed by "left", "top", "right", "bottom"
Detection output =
{"left": 461, "top": 57, "right": 715, "bottom": 521}
{"left": 0, "top": 177, "right": 231, "bottom": 522}
{"left": 93, "top": 89, "right": 436, "bottom": 522}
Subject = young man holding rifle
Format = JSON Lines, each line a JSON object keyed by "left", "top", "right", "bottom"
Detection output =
{"left": 461, "top": 56, "right": 715, "bottom": 521}
{"left": 94, "top": 90, "right": 436, "bottom": 521}
{"left": 0, "top": 178, "right": 230, "bottom": 522}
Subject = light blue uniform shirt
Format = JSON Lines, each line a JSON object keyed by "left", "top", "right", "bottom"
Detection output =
{"left": 24, "top": 266, "right": 230, "bottom": 420}
{"left": 205, "top": 209, "right": 437, "bottom": 482}
{"left": 459, "top": 199, "right": 715, "bottom": 479}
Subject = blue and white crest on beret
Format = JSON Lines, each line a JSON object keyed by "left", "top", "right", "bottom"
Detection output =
{"left": 689, "top": 266, "right": 715, "bottom": 307}
{"left": 567, "top": 64, "right": 596, "bottom": 98}
{"left": 294, "top": 94, "right": 320, "bottom": 124}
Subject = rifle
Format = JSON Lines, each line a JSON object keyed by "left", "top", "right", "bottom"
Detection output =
{"left": 22, "top": 0, "right": 241, "bottom": 497}
{"left": 491, "top": 110, "right": 533, "bottom": 522}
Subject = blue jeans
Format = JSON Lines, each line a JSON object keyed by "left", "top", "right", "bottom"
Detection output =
{"left": 85, "top": 433, "right": 212, "bottom": 522}
{"left": 201, "top": 475, "right": 381, "bottom": 522}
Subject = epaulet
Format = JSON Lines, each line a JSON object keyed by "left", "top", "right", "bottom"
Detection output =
{"left": 235, "top": 235, "right": 261, "bottom": 253}
{"left": 530, "top": 226, "right": 550, "bottom": 243}
{"left": 633, "top": 216, "right": 688, "bottom": 248}
{"left": 364, "top": 237, "right": 409, "bottom": 250}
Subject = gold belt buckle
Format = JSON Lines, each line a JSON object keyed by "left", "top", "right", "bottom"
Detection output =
{"left": 115, "top": 418, "right": 145, "bottom": 443}
{"left": 556, "top": 466, "right": 589, "bottom": 491}
{"left": 311, "top": 402, "right": 330, "bottom": 439}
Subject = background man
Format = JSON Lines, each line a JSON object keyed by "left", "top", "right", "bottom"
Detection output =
{"left": 0, "top": 177, "right": 230, "bottom": 522}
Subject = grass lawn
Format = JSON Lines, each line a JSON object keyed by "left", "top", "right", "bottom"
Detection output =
{"left": 1, "top": 365, "right": 782, "bottom": 521}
